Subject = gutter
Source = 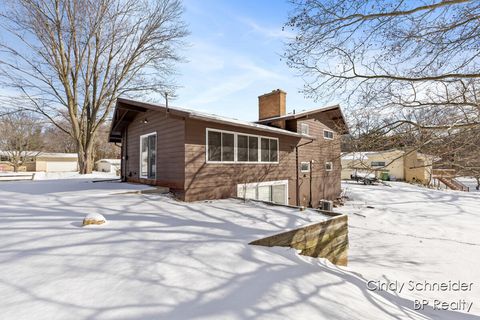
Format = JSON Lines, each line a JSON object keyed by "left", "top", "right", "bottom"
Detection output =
{"left": 188, "top": 113, "right": 314, "bottom": 139}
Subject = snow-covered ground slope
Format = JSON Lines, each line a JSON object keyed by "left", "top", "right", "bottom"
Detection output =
{"left": 0, "top": 179, "right": 479, "bottom": 319}
{"left": 341, "top": 181, "right": 480, "bottom": 318}
{"left": 457, "top": 177, "right": 479, "bottom": 192}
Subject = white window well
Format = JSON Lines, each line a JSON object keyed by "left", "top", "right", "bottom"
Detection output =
{"left": 323, "top": 129, "right": 334, "bottom": 140}
{"left": 325, "top": 161, "right": 333, "bottom": 171}
{"left": 237, "top": 180, "right": 288, "bottom": 205}
{"left": 300, "top": 161, "right": 310, "bottom": 172}
{"left": 206, "top": 128, "right": 278, "bottom": 164}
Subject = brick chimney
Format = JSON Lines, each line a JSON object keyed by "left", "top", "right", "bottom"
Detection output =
{"left": 258, "top": 89, "right": 286, "bottom": 121}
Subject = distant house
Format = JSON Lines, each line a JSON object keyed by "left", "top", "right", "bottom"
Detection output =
{"left": 95, "top": 159, "right": 121, "bottom": 174}
{"left": 109, "top": 89, "right": 349, "bottom": 207}
{"left": 341, "top": 149, "right": 433, "bottom": 184}
{"left": 0, "top": 151, "right": 78, "bottom": 172}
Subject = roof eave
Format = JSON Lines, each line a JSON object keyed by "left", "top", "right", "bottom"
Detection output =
{"left": 188, "top": 113, "right": 311, "bottom": 139}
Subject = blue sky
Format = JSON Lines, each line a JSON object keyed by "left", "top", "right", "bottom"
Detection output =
{"left": 173, "top": 0, "right": 332, "bottom": 121}
{"left": 0, "top": 0, "right": 335, "bottom": 121}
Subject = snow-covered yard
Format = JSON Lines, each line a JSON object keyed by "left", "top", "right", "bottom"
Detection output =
{"left": 0, "top": 178, "right": 479, "bottom": 319}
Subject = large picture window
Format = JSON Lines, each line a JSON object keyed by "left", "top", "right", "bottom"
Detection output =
{"left": 248, "top": 136, "right": 259, "bottom": 162}
{"left": 237, "top": 135, "right": 248, "bottom": 161}
{"left": 140, "top": 133, "right": 156, "bottom": 179}
{"left": 260, "top": 138, "right": 278, "bottom": 162}
{"left": 222, "top": 133, "right": 234, "bottom": 161}
{"left": 206, "top": 129, "right": 278, "bottom": 163}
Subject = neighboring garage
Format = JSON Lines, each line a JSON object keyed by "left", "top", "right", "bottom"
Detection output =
{"left": 34, "top": 153, "right": 79, "bottom": 172}
{"left": 0, "top": 151, "right": 78, "bottom": 173}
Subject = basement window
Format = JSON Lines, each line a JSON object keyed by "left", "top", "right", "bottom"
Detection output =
{"left": 300, "top": 161, "right": 310, "bottom": 172}
{"left": 325, "top": 162, "right": 333, "bottom": 171}
{"left": 237, "top": 180, "right": 288, "bottom": 205}
{"left": 323, "top": 130, "right": 334, "bottom": 140}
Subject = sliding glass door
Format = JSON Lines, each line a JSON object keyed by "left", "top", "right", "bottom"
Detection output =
{"left": 140, "top": 133, "right": 156, "bottom": 179}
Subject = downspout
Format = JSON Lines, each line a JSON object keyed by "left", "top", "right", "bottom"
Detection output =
{"left": 309, "top": 160, "right": 313, "bottom": 208}
{"left": 295, "top": 138, "right": 314, "bottom": 206}
{"left": 295, "top": 147, "right": 299, "bottom": 206}
{"left": 123, "top": 128, "right": 128, "bottom": 182}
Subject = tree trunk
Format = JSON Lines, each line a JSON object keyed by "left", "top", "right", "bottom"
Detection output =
{"left": 78, "top": 152, "right": 94, "bottom": 174}
{"left": 78, "top": 142, "right": 95, "bottom": 174}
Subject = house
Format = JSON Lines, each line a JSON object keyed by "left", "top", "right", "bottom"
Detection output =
{"left": 341, "top": 149, "right": 433, "bottom": 184}
{"left": 0, "top": 151, "right": 78, "bottom": 172}
{"left": 108, "top": 89, "right": 348, "bottom": 207}
{"left": 95, "top": 159, "right": 121, "bottom": 174}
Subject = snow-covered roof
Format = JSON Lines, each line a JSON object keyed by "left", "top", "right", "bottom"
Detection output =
{"left": 113, "top": 98, "right": 316, "bottom": 140}
{"left": 341, "top": 152, "right": 371, "bottom": 161}
{"left": 255, "top": 104, "right": 349, "bottom": 134}
{"left": 0, "top": 151, "right": 77, "bottom": 159}
{"left": 256, "top": 104, "right": 340, "bottom": 122}
{"left": 36, "top": 152, "right": 78, "bottom": 159}
{"left": 96, "top": 159, "right": 121, "bottom": 164}
{"left": 342, "top": 149, "right": 435, "bottom": 161}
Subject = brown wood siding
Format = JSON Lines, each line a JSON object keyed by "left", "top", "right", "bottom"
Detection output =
{"left": 295, "top": 115, "right": 342, "bottom": 207}
{"left": 124, "top": 110, "right": 185, "bottom": 190}
{"left": 184, "top": 118, "right": 301, "bottom": 204}
{"left": 121, "top": 108, "right": 342, "bottom": 206}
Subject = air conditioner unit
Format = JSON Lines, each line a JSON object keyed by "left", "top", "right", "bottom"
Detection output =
{"left": 320, "top": 200, "right": 333, "bottom": 211}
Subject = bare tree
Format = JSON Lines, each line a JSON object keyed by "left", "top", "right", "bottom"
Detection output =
{"left": 42, "top": 121, "right": 77, "bottom": 153}
{"left": 0, "top": 0, "right": 188, "bottom": 173}
{"left": 0, "top": 111, "right": 43, "bottom": 172}
{"left": 285, "top": 0, "right": 480, "bottom": 188}
{"left": 285, "top": 0, "right": 480, "bottom": 132}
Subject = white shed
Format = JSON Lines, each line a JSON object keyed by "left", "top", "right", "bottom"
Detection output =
{"left": 95, "top": 159, "right": 121, "bottom": 174}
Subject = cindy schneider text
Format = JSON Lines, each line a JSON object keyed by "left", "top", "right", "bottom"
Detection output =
{"left": 366, "top": 280, "right": 474, "bottom": 294}
{"left": 366, "top": 280, "right": 475, "bottom": 313}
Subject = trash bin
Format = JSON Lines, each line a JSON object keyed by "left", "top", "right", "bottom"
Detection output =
{"left": 380, "top": 172, "right": 389, "bottom": 181}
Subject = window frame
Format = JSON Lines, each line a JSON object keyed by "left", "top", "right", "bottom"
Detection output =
{"left": 325, "top": 161, "right": 333, "bottom": 171}
{"left": 139, "top": 132, "right": 157, "bottom": 179}
{"left": 300, "top": 161, "right": 311, "bottom": 173}
{"left": 300, "top": 123, "right": 310, "bottom": 135}
{"left": 323, "top": 129, "right": 334, "bottom": 140}
{"left": 371, "top": 161, "right": 386, "bottom": 167}
{"left": 205, "top": 128, "right": 279, "bottom": 164}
